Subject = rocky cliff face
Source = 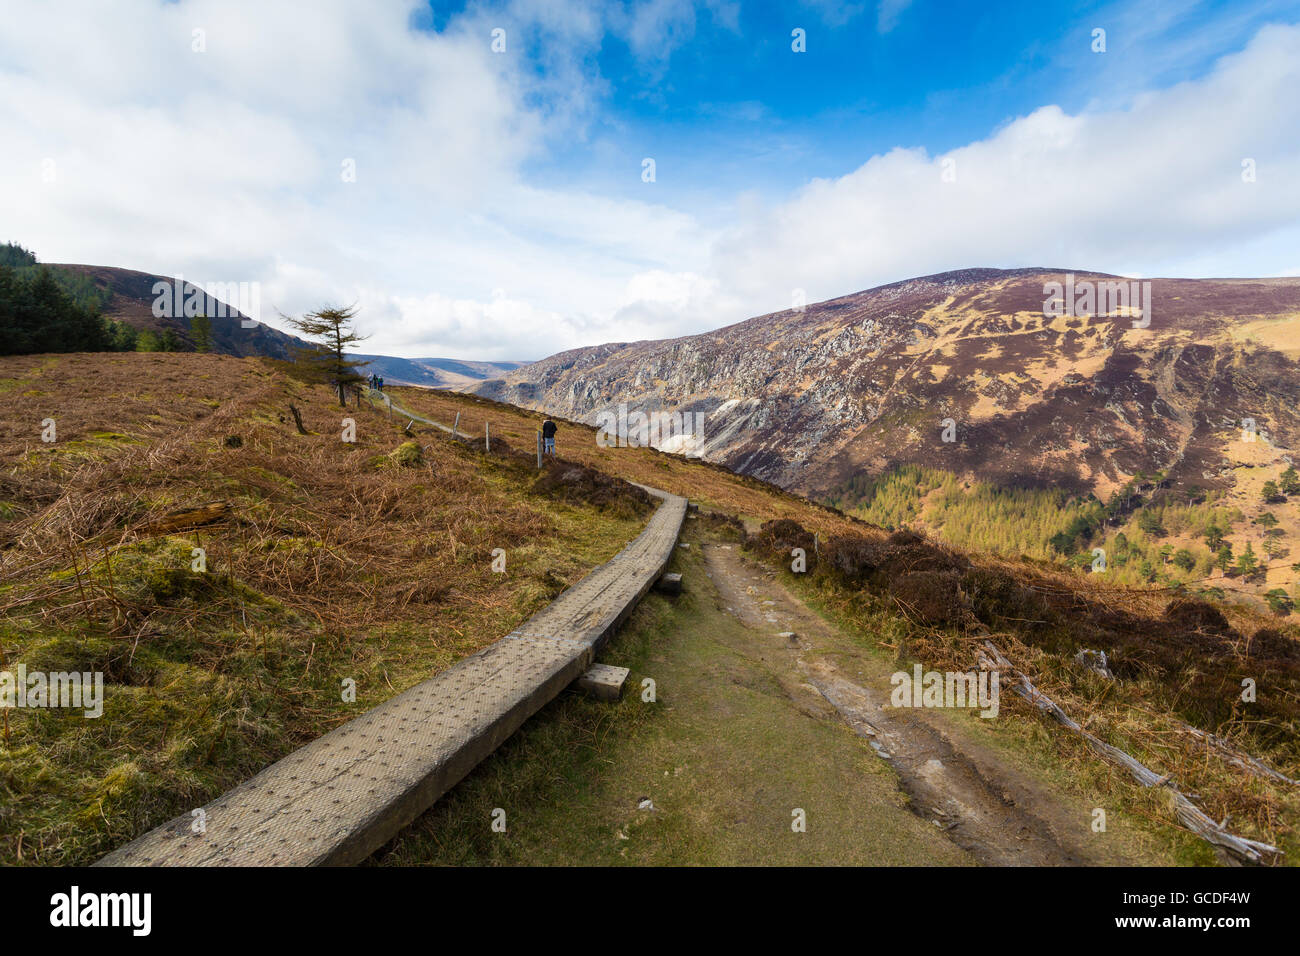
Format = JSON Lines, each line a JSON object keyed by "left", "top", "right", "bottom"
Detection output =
{"left": 473, "top": 268, "right": 1300, "bottom": 500}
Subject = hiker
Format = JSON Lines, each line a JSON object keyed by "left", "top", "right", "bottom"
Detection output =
{"left": 376, "top": 375, "right": 384, "bottom": 392}
{"left": 542, "top": 418, "right": 557, "bottom": 456}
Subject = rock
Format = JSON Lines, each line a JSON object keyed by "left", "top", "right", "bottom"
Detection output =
{"left": 1074, "top": 648, "right": 1114, "bottom": 678}
{"left": 654, "top": 572, "right": 683, "bottom": 595}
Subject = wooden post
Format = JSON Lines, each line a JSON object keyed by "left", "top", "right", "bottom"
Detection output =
{"left": 452, "top": 411, "right": 460, "bottom": 439}
{"left": 537, "top": 430, "right": 542, "bottom": 470}
{"left": 485, "top": 421, "right": 490, "bottom": 452}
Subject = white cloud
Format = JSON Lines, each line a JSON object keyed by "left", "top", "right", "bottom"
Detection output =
{"left": 1, "top": 4, "right": 1297, "bottom": 362}
{"left": 0, "top": 0, "right": 699, "bottom": 360}
{"left": 704, "top": 22, "right": 1300, "bottom": 315}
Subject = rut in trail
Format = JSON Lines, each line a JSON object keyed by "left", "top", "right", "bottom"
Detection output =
{"left": 703, "top": 541, "right": 1138, "bottom": 867}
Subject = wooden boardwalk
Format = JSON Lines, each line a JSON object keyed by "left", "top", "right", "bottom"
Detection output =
{"left": 99, "top": 484, "right": 687, "bottom": 866}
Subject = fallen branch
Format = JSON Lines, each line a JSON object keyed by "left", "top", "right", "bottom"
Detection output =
{"left": 1174, "top": 722, "right": 1299, "bottom": 787}
{"left": 976, "top": 639, "right": 1282, "bottom": 865}
{"left": 138, "top": 501, "right": 231, "bottom": 536}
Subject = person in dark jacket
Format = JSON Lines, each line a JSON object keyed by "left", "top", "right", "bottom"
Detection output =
{"left": 542, "top": 419, "right": 557, "bottom": 456}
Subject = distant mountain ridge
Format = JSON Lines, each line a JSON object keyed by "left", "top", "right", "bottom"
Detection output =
{"left": 352, "top": 354, "right": 527, "bottom": 389}
{"left": 50, "top": 263, "right": 524, "bottom": 386}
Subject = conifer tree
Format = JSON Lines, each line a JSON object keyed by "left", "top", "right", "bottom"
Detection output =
{"left": 283, "top": 304, "right": 368, "bottom": 406}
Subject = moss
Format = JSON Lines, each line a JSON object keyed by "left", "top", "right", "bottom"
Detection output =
{"left": 389, "top": 440, "right": 424, "bottom": 467}
{"left": 48, "top": 537, "right": 269, "bottom": 610}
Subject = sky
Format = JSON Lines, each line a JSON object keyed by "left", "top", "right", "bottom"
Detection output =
{"left": 2, "top": 0, "right": 1298, "bottom": 360}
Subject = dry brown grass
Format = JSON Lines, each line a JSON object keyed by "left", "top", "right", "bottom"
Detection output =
{"left": 392, "top": 386, "right": 865, "bottom": 538}
{"left": 0, "top": 352, "right": 651, "bottom": 864}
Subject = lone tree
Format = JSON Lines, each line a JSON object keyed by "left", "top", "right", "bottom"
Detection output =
{"left": 284, "top": 304, "right": 368, "bottom": 406}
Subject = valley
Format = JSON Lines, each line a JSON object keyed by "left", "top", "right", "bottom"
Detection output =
{"left": 471, "top": 268, "right": 1300, "bottom": 612}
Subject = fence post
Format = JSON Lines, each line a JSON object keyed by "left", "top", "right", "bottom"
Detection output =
{"left": 485, "top": 421, "right": 490, "bottom": 452}
{"left": 536, "top": 430, "right": 542, "bottom": 470}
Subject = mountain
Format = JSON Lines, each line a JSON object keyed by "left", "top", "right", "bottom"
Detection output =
{"left": 52, "top": 264, "right": 311, "bottom": 359}
{"left": 473, "top": 267, "right": 1300, "bottom": 502}
{"left": 49, "top": 263, "right": 525, "bottom": 384}
{"left": 352, "top": 354, "right": 527, "bottom": 389}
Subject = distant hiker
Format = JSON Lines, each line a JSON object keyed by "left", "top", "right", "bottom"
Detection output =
{"left": 376, "top": 375, "right": 384, "bottom": 392}
{"left": 542, "top": 418, "right": 557, "bottom": 456}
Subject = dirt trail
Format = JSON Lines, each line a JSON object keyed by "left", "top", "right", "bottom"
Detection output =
{"left": 702, "top": 541, "right": 1154, "bottom": 866}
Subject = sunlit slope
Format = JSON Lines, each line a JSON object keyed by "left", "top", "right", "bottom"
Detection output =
{"left": 0, "top": 351, "right": 649, "bottom": 864}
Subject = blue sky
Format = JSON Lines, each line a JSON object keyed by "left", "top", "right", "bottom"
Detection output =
{"left": 2, "top": 0, "right": 1298, "bottom": 359}
{"left": 510, "top": 0, "right": 1296, "bottom": 200}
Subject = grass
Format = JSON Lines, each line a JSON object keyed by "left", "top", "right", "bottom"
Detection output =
{"left": 773, "top": 569, "right": 1218, "bottom": 865}
{"left": 373, "top": 531, "right": 974, "bottom": 866}
{"left": 742, "top": 521, "right": 1300, "bottom": 863}
{"left": 382, "top": 385, "right": 1300, "bottom": 864}
{"left": 2, "top": 355, "right": 1296, "bottom": 865}
{"left": 0, "top": 352, "right": 651, "bottom": 865}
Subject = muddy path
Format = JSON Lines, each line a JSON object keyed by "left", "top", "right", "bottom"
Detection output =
{"left": 702, "top": 540, "right": 1150, "bottom": 866}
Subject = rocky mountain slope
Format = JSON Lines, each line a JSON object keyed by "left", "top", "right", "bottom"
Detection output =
{"left": 473, "top": 268, "right": 1300, "bottom": 502}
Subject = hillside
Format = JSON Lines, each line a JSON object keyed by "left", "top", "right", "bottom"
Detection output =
{"left": 474, "top": 268, "right": 1300, "bottom": 605}
{"left": 52, "top": 264, "right": 308, "bottom": 359}
{"left": 475, "top": 268, "right": 1300, "bottom": 496}
{"left": 2, "top": 352, "right": 1297, "bottom": 867}
{"left": 36, "top": 261, "right": 526, "bottom": 386}
{"left": 0, "top": 351, "right": 647, "bottom": 863}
